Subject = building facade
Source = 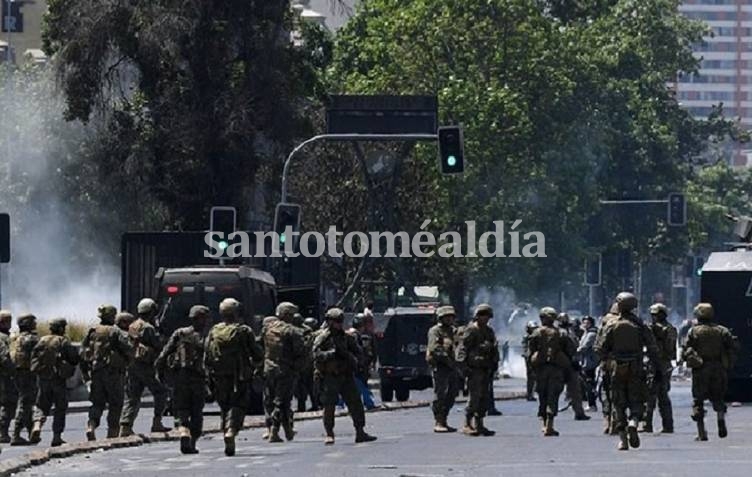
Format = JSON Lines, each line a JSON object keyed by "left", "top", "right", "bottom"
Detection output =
{"left": 677, "top": 0, "right": 752, "bottom": 165}
{"left": 1, "top": 0, "right": 47, "bottom": 64}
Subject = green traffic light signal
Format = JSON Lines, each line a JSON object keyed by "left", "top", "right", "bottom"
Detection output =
{"left": 447, "top": 155, "right": 457, "bottom": 167}
{"left": 280, "top": 233, "right": 287, "bottom": 244}
{"left": 218, "top": 240, "right": 229, "bottom": 250}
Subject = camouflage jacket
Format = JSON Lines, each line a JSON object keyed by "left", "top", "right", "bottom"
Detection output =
{"left": 156, "top": 325, "right": 206, "bottom": 378}
{"left": 0, "top": 332, "right": 14, "bottom": 376}
{"left": 528, "top": 325, "right": 573, "bottom": 369}
{"left": 31, "top": 335, "right": 80, "bottom": 380}
{"left": 128, "top": 318, "right": 162, "bottom": 366}
{"left": 595, "top": 312, "right": 658, "bottom": 363}
{"left": 649, "top": 321, "right": 677, "bottom": 367}
{"left": 426, "top": 323, "right": 457, "bottom": 368}
{"left": 456, "top": 322, "right": 499, "bottom": 370}
{"left": 204, "top": 322, "right": 263, "bottom": 380}
{"left": 263, "top": 319, "right": 306, "bottom": 375}
{"left": 10, "top": 331, "right": 40, "bottom": 371}
{"left": 684, "top": 322, "right": 735, "bottom": 368}
{"left": 80, "top": 324, "right": 134, "bottom": 374}
{"left": 313, "top": 328, "right": 359, "bottom": 376}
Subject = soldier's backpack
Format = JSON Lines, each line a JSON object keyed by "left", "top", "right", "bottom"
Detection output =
{"left": 10, "top": 333, "right": 35, "bottom": 370}
{"left": 207, "top": 323, "right": 241, "bottom": 374}
{"left": 85, "top": 325, "right": 115, "bottom": 370}
{"left": 128, "top": 319, "right": 158, "bottom": 364}
{"left": 30, "top": 335, "right": 76, "bottom": 379}
{"left": 171, "top": 329, "right": 204, "bottom": 371}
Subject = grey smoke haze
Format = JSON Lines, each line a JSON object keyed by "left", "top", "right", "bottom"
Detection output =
{"left": 0, "top": 66, "right": 119, "bottom": 325}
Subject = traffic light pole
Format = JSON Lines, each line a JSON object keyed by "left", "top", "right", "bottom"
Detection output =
{"left": 281, "top": 133, "right": 437, "bottom": 203}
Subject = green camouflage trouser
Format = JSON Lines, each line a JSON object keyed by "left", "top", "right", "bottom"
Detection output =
{"left": 535, "top": 364, "right": 564, "bottom": 417}
{"left": 121, "top": 362, "right": 168, "bottom": 425}
{"left": 171, "top": 371, "right": 205, "bottom": 439}
{"left": 88, "top": 368, "right": 125, "bottom": 431}
{"left": 213, "top": 375, "right": 249, "bottom": 433}
{"left": 610, "top": 361, "right": 647, "bottom": 432}
{"left": 13, "top": 369, "right": 37, "bottom": 434}
{"left": 264, "top": 371, "right": 296, "bottom": 428}
{"left": 431, "top": 366, "right": 460, "bottom": 420}
{"left": 691, "top": 361, "right": 727, "bottom": 418}
{"left": 33, "top": 378, "right": 68, "bottom": 434}
{"left": 465, "top": 367, "right": 492, "bottom": 418}
{"left": 0, "top": 374, "right": 17, "bottom": 435}
{"left": 319, "top": 373, "right": 365, "bottom": 429}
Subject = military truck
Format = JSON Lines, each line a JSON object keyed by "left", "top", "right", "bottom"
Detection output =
{"left": 700, "top": 215, "right": 752, "bottom": 401}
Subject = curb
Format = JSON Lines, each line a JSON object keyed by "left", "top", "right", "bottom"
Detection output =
{"left": 0, "top": 391, "right": 525, "bottom": 476}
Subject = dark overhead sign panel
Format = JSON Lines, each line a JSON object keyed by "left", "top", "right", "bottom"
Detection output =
{"left": 326, "top": 95, "right": 438, "bottom": 135}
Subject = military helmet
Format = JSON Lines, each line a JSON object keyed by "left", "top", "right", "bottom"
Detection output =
{"left": 219, "top": 298, "right": 241, "bottom": 317}
{"left": 526, "top": 320, "right": 539, "bottom": 332}
{"left": 582, "top": 315, "right": 595, "bottom": 326}
{"left": 303, "top": 317, "right": 318, "bottom": 329}
{"left": 276, "top": 302, "right": 298, "bottom": 319}
{"left": 293, "top": 312, "right": 304, "bottom": 327}
{"left": 693, "top": 303, "right": 714, "bottom": 322}
{"left": 97, "top": 304, "right": 117, "bottom": 320}
{"left": 325, "top": 307, "right": 344, "bottom": 322}
{"left": 114, "top": 312, "right": 135, "bottom": 328}
{"left": 616, "top": 292, "right": 638, "bottom": 312}
{"left": 137, "top": 298, "right": 158, "bottom": 315}
{"left": 557, "top": 313, "right": 570, "bottom": 326}
{"left": 0, "top": 310, "right": 11, "bottom": 321}
{"left": 436, "top": 306, "right": 456, "bottom": 320}
{"left": 474, "top": 303, "right": 493, "bottom": 317}
{"left": 17, "top": 313, "right": 36, "bottom": 330}
{"left": 649, "top": 303, "right": 668, "bottom": 317}
{"left": 189, "top": 305, "right": 210, "bottom": 319}
{"left": 48, "top": 317, "right": 67, "bottom": 333}
{"left": 352, "top": 313, "right": 365, "bottom": 328}
{"left": 539, "top": 307, "right": 557, "bottom": 320}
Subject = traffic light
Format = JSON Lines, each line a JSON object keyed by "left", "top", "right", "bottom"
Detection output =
{"left": 274, "top": 203, "right": 302, "bottom": 249}
{"left": 438, "top": 125, "right": 465, "bottom": 174}
{"left": 210, "top": 206, "right": 236, "bottom": 253}
{"left": 0, "top": 213, "right": 9, "bottom": 263}
{"left": 692, "top": 256, "right": 704, "bottom": 277}
{"left": 667, "top": 193, "right": 686, "bottom": 226}
{"left": 584, "top": 254, "right": 602, "bottom": 286}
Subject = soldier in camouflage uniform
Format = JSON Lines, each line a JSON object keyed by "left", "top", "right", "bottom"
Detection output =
{"left": 119, "top": 298, "right": 170, "bottom": 436}
{"left": 30, "top": 318, "right": 80, "bottom": 447}
{"left": 426, "top": 305, "right": 461, "bottom": 433}
{"left": 295, "top": 317, "right": 319, "bottom": 412}
{"left": 0, "top": 318, "right": 13, "bottom": 454}
{"left": 455, "top": 304, "right": 499, "bottom": 437}
{"left": 262, "top": 302, "right": 305, "bottom": 443}
{"left": 597, "top": 302, "right": 620, "bottom": 434}
{"left": 115, "top": 312, "right": 135, "bottom": 332}
{"left": 80, "top": 305, "right": 134, "bottom": 441}
{"left": 528, "top": 307, "right": 573, "bottom": 436}
{"left": 347, "top": 314, "right": 376, "bottom": 410}
{"left": 0, "top": 310, "right": 16, "bottom": 444}
{"left": 595, "top": 292, "right": 659, "bottom": 451}
{"left": 683, "top": 303, "right": 737, "bottom": 441}
{"left": 9, "top": 314, "right": 39, "bottom": 446}
{"left": 156, "top": 305, "right": 210, "bottom": 454}
{"left": 557, "top": 313, "right": 590, "bottom": 421}
{"left": 205, "top": 298, "right": 263, "bottom": 456}
{"left": 522, "top": 321, "right": 538, "bottom": 401}
{"left": 259, "top": 314, "right": 278, "bottom": 440}
{"left": 641, "top": 303, "right": 677, "bottom": 434}
{"left": 313, "top": 308, "right": 377, "bottom": 445}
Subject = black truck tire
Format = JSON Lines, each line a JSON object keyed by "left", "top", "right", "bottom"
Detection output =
{"left": 380, "top": 377, "right": 394, "bottom": 402}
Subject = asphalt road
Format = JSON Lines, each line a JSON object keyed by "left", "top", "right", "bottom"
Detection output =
{"left": 15, "top": 379, "right": 752, "bottom": 477}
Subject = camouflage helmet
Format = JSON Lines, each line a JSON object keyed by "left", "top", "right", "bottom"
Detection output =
{"left": 97, "top": 304, "right": 117, "bottom": 321}
{"left": 137, "top": 298, "right": 158, "bottom": 316}
{"left": 526, "top": 320, "right": 539, "bottom": 332}
{"left": 303, "top": 317, "right": 318, "bottom": 329}
{"left": 114, "top": 312, "right": 135, "bottom": 328}
{"left": 17, "top": 313, "right": 36, "bottom": 330}
{"left": 325, "top": 307, "right": 345, "bottom": 322}
{"left": 48, "top": 318, "right": 67, "bottom": 333}
{"left": 693, "top": 303, "right": 714, "bottom": 322}
{"left": 557, "top": 313, "right": 570, "bottom": 326}
{"left": 189, "top": 305, "right": 210, "bottom": 320}
{"left": 436, "top": 306, "right": 456, "bottom": 320}
{"left": 649, "top": 303, "right": 668, "bottom": 317}
{"left": 616, "top": 292, "right": 638, "bottom": 312}
{"left": 276, "top": 302, "right": 298, "bottom": 319}
{"left": 219, "top": 298, "right": 241, "bottom": 317}
{"left": 539, "top": 307, "right": 557, "bottom": 320}
{"left": 474, "top": 303, "right": 493, "bottom": 317}
{"left": 352, "top": 313, "right": 365, "bottom": 328}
